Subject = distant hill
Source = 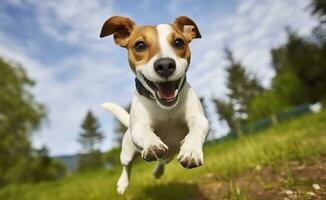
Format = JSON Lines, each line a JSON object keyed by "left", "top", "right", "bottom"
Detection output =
{"left": 53, "top": 152, "right": 115, "bottom": 172}
{"left": 53, "top": 154, "right": 79, "bottom": 172}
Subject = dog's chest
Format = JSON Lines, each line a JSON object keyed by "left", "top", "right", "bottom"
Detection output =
{"left": 151, "top": 113, "right": 188, "bottom": 150}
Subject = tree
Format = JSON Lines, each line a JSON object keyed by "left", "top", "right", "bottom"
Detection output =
{"left": 27, "top": 147, "right": 66, "bottom": 182}
{"left": 213, "top": 48, "right": 264, "bottom": 136}
{"left": 77, "top": 111, "right": 104, "bottom": 171}
{"left": 213, "top": 99, "right": 238, "bottom": 132}
{"left": 270, "top": 30, "right": 326, "bottom": 105}
{"left": 0, "top": 58, "right": 64, "bottom": 186}
{"left": 247, "top": 90, "right": 289, "bottom": 122}
{"left": 310, "top": 0, "right": 326, "bottom": 22}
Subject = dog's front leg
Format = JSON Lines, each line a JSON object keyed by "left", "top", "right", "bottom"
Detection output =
{"left": 177, "top": 115, "right": 209, "bottom": 168}
{"left": 131, "top": 123, "right": 168, "bottom": 161}
{"left": 177, "top": 87, "right": 209, "bottom": 168}
{"left": 130, "top": 96, "right": 169, "bottom": 161}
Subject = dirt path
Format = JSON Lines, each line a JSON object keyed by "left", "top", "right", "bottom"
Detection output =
{"left": 198, "top": 156, "right": 326, "bottom": 200}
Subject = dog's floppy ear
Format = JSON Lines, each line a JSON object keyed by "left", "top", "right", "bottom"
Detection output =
{"left": 173, "top": 16, "right": 201, "bottom": 42}
{"left": 100, "top": 16, "right": 135, "bottom": 47}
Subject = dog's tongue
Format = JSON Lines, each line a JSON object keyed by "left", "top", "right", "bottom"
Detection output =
{"left": 157, "top": 82, "right": 176, "bottom": 100}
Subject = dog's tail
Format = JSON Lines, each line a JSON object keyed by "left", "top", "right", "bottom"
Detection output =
{"left": 101, "top": 102, "right": 129, "bottom": 127}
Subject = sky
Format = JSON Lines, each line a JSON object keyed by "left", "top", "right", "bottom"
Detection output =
{"left": 0, "top": 0, "right": 318, "bottom": 156}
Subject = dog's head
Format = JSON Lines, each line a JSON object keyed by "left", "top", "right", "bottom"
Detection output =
{"left": 100, "top": 16, "right": 201, "bottom": 108}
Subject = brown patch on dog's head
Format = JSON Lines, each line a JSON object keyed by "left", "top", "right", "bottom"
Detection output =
{"left": 126, "top": 26, "right": 160, "bottom": 71}
{"left": 100, "top": 17, "right": 160, "bottom": 71}
{"left": 167, "top": 27, "right": 191, "bottom": 63}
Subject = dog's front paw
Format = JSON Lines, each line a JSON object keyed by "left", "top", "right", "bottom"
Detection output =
{"left": 177, "top": 145, "right": 203, "bottom": 169}
{"left": 142, "top": 143, "right": 168, "bottom": 162}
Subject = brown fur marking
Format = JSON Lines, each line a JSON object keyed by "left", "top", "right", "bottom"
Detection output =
{"left": 127, "top": 26, "right": 160, "bottom": 71}
{"left": 168, "top": 27, "right": 191, "bottom": 63}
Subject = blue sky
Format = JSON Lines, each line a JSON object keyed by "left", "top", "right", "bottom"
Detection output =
{"left": 0, "top": 0, "right": 317, "bottom": 156}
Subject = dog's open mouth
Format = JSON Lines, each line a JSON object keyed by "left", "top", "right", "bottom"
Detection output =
{"left": 143, "top": 76, "right": 181, "bottom": 107}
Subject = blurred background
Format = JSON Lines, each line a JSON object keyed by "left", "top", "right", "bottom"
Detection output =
{"left": 0, "top": 0, "right": 325, "bottom": 199}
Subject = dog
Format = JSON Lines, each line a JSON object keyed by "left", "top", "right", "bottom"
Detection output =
{"left": 100, "top": 16, "right": 209, "bottom": 194}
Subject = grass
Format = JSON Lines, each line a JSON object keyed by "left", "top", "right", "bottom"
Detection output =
{"left": 0, "top": 110, "right": 325, "bottom": 200}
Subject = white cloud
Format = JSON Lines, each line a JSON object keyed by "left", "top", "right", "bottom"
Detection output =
{"left": 33, "top": 0, "right": 114, "bottom": 47}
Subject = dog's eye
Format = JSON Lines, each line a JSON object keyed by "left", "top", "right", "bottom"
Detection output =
{"left": 134, "top": 41, "right": 147, "bottom": 52}
{"left": 173, "top": 38, "right": 185, "bottom": 49}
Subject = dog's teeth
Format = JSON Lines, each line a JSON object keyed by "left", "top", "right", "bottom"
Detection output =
{"left": 174, "top": 89, "right": 178, "bottom": 97}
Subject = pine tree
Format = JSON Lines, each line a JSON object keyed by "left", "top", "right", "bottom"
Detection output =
{"left": 77, "top": 111, "right": 104, "bottom": 171}
{"left": 213, "top": 48, "right": 264, "bottom": 136}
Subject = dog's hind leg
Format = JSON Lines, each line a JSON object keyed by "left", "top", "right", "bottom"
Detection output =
{"left": 117, "top": 165, "right": 131, "bottom": 194}
{"left": 153, "top": 161, "right": 165, "bottom": 179}
{"left": 153, "top": 157, "right": 173, "bottom": 179}
{"left": 117, "top": 130, "right": 138, "bottom": 195}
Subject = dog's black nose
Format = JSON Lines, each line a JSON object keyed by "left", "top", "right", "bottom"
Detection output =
{"left": 154, "top": 58, "right": 176, "bottom": 78}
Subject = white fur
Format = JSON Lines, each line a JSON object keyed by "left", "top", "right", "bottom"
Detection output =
{"left": 102, "top": 24, "right": 209, "bottom": 195}
{"left": 103, "top": 84, "right": 209, "bottom": 194}
{"left": 102, "top": 102, "right": 129, "bottom": 127}
{"left": 156, "top": 24, "right": 188, "bottom": 82}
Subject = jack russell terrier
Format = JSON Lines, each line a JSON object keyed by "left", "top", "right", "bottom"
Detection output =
{"left": 100, "top": 16, "right": 209, "bottom": 194}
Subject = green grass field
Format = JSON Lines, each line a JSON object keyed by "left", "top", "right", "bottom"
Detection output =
{"left": 1, "top": 110, "right": 325, "bottom": 200}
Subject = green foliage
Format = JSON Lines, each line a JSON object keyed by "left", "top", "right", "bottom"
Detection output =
{"left": 247, "top": 90, "right": 289, "bottom": 122}
{"left": 310, "top": 0, "right": 326, "bottom": 21}
{"left": 77, "top": 151, "right": 104, "bottom": 172}
{"left": 78, "top": 111, "right": 104, "bottom": 152}
{"left": 271, "top": 31, "right": 326, "bottom": 104}
{"left": 224, "top": 48, "right": 263, "bottom": 106}
{"left": 77, "top": 111, "right": 104, "bottom": 171}
{"left": 213, "top": 99, "right": 237, "bottom": 129}
{"left": 23, "top": 147, "right": 66, "bottom": 182}
{"left": 0, "top": 58, "right": 64, "bottom": 186}
{"left": 1, "top": 109, "right": 325, "bottom": 200}
{"left": 104, "top": 147, "right": 121, "bottom": 167}
{"left": 213, "top": 48, "right": 264, "bottom": 135}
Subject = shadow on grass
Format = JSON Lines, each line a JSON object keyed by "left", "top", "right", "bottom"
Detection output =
{"left": 143, "top": 181, "right": 203, "bottom": 200}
